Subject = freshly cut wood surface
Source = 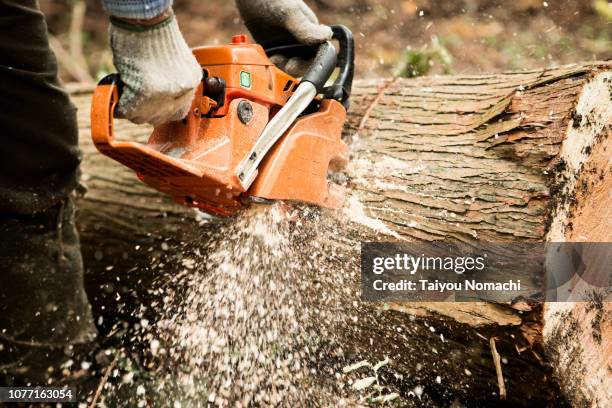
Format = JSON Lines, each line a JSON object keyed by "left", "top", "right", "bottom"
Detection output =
{"left": 543, "top": 71, "right": 611, "bottom": 407}
{"left": 69, "top": 62, "right": 611, "bottom": 406}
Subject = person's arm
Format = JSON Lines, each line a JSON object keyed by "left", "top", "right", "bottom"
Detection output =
{"left": 101, "top": 0, "right": 172, "bottom": 21}
{"left": 101, "top": 0, "right": 201, "bottom": 126}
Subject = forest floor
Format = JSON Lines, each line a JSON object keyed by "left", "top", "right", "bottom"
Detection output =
{"left": 31, "top": 0, "right": 610, "bottom": 406}
{"left": 42, "top": 0, "right": 611, "bottom": 82}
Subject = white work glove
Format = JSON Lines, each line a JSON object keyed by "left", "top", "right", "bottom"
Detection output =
{"left": 109, "top": 13, "right": 201, "bottom": 126}
{"left": 235, "top": 0, "right": 332, "bottom": 76}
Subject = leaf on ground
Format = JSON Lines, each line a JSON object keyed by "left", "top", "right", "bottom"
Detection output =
{"left": 352, "top": 376, "right": 377, "bottom": 391}
{"left": 372, "top": 393, "right": 400, "bottom": 403}
{"left": 373, "top": 357, "right": 390, "bottom": 372}
{"left": 342, "top": 360, "right": 371, "bottom": 373}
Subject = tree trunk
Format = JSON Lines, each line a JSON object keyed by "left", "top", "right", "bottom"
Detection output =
{"left": 68, "top": 62, "right": 611, "bottom": 406}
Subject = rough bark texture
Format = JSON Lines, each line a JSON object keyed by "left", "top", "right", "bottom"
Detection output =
{"left": 344, "top": 65, "right": 603, "bottom": 242}
{"left": 69, "top": 62, "right": 611, "bottom": 406}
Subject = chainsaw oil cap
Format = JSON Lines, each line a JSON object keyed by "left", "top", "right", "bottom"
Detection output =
{"left": 232, "top": 34, "right": 248, "bottom": 44}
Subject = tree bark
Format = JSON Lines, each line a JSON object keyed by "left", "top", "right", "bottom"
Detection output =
{"left": 69, "top": 62, "right": 611, "bottom": 406}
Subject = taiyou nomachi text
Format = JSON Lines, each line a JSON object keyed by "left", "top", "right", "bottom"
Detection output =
{"left": 372, "top": 279, "right": 522, "bottom": 292}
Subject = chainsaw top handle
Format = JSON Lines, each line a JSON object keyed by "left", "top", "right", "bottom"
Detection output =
{"left": 265, "top": 24, "right": 355, "bottom": 109}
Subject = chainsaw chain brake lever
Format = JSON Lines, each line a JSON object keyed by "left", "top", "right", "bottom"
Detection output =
{"left": 264, "top": 25, "right": 355, "bottom": 109}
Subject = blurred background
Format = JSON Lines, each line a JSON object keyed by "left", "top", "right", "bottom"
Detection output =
{"left": 41, "top": 0, "right": 611, "bottom": 83}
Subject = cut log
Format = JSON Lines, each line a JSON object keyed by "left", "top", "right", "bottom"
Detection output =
{"left": 68, "top": 62, "right": 611, "bottom": 406}
{"left": 543, "top": 71, "right": 612, "bottom": 407}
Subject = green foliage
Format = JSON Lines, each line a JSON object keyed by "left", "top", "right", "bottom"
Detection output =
{"left": 394, "top": 36, "right": 453, "bottom": 78}
{"left": 394, "top": 50, "right": 431, "bottom": 78}
{"left": 593, "top": 0, "right": 612, "bottom": 21}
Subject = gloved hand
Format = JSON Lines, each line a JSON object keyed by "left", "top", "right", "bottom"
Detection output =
{"left": 109, "top": 11, "right": 202, "bottom": 126}
{"left": 235, "top": 0, "right": 332, "bottom": 76}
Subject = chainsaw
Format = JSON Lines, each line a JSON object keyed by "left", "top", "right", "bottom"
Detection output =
{"left": 91, "top": 25, "right": 354, "bottom": 217}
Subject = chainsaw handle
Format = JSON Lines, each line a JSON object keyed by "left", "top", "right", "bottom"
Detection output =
{"left": 301, "top": 42, "right": 337, "bottom": 93}
{"left": 264, "top": 24, "right": 355, "bottom": 108}
{"left": 91, "top": 74, "right": 123, "bottom": 148}
{"left": 327, "top": 25, "right": 355, "bottom": 108}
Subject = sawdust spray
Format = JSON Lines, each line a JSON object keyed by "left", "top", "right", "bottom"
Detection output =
{"left": 147, "top": 205, "right": 357, "bottom": 407}
{"left": 99, "top": 141, "right": 410, "bottom": 407}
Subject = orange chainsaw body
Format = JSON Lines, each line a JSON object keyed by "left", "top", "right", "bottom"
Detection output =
{"left": 91, "top": 35, "right": 349, "bottom": 216}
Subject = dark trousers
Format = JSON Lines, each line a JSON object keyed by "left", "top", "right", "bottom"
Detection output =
{"left": 0, "top": 0, "right": 96, "bottom": 383}
{"left": 0, "top": 0, "right": 81, "bottom": 215}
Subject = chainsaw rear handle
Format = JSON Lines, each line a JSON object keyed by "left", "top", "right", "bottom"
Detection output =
{"left": 91, "top": 73, "right": 122, "bottom": 147}
{"left": 265, "top": 24, "right": 355, "bottom": 108}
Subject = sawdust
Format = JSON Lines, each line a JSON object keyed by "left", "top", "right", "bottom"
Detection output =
{"left": 95, "top": 185, "right": 564, "bottom": 406}
{"left": 343, "top": 195, "right": 401, "bottom": 239}
{"left": 341, "top": 153, "right": 423, "bottom": 240}
{"left": 127, "top": 205, "right": 359, "bottom": 407}
{"left": 101, "top": 139, "right": 418, "bottom": 406}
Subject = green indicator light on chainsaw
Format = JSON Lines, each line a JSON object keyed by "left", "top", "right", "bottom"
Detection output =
{"left": 240, "top": 71, "right": 252, "bottom": 89}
